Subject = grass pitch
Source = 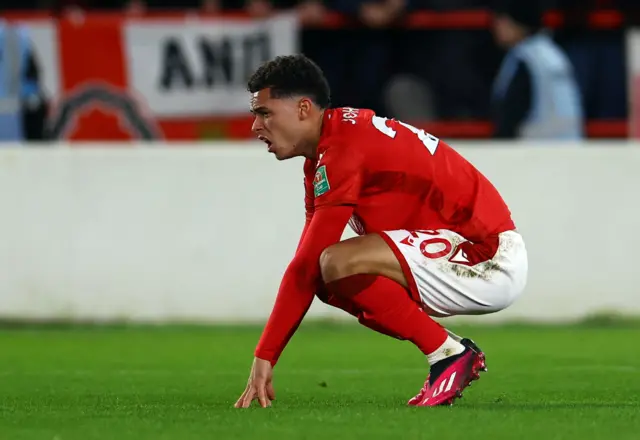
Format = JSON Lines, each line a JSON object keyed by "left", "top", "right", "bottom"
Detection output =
{"left": 0, "top": 321, "right": 638, "bottom": 440}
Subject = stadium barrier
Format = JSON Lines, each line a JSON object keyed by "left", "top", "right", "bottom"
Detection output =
{"left": 0, "top": 141, "right": 639, "bottom": 324}
{"left": 3, "top": 11, "right": 636, "bottom": 140}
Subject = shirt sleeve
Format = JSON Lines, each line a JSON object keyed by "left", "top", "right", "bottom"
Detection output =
{"left": 254, "top": 204, "right": 354, "bottom": 366}
{"left": 492, "top": 59, "right": 532, "bottom": 139}
{"left": 303, "top": 159, "right": 316, "bottom": 223}
{"left": 293, "top": 161, "right": 317, "bottom": 254}
{"left": 313, "top": 142, "right": 363, "bottom": 208}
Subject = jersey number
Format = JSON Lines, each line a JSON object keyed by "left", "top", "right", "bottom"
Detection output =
{"left": 372, "top": 116, "right": 439, "bottom": 155}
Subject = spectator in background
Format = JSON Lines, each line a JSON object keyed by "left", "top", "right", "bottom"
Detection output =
{"left": 555, "top": 0, "right": 633, "bottom": 120}
{"left": 0, "top": 21, "right": 48, "bottom": 142}
{"left": 489, "top": 0, "right": 584, "bottom": 139}
{"left": 296, "top": 0, "right": 403, "bottom": 115}
{"left": 389, "top": 0, "right": 498, "bottom": 121}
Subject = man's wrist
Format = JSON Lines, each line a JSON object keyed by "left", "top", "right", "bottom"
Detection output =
{"left": 254, "top": 350, "right": 276, "bottom": 367}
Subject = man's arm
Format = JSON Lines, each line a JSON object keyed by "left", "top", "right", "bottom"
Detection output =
{"left": 492, "top": 59, "right": 532, "bottom": 139}
{"left": 294, "top": 170, "right": 317, "bottom": 254}
{"left": 254, "top": 204, "right": 354, "bottom": 366}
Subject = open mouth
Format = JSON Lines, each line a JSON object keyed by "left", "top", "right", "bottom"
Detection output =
{"left": 258, "top": 135, "right": 273, "bottom": 152}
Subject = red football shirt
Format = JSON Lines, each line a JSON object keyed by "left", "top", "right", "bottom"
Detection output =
{"left": 254, "top": 108, "right": 515, "bottom": 365}
{"left": 305, "top": 108, "right": 515, "bottom": 242}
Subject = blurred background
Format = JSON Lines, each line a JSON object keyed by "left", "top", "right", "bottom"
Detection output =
{"left": 1, "top": 4, "right": 640, "bottom": 436}
{"left": 1, "top": 0, "right": 639, "bottom": 142}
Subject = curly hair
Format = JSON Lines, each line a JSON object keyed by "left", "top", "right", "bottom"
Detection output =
{"left": 247, "top": 54, "right": 331, "bottom": 109}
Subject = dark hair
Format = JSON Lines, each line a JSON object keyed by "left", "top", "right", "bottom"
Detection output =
{"left": 247, "top": 54, "right": 331, "bottom": 109}
{"left": 492, "top": 0, "right": 545, "bottom": 31}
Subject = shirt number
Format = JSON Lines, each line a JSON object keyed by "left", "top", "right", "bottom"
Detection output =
{"left": 372, "top": 116, "right": 439, "bottom": 155}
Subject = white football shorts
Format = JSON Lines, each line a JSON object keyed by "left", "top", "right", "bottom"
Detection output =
{"left": 379, "top": 229, "right": 528, "bottom": 317}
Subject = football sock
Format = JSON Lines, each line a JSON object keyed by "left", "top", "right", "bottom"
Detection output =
{"left": 426, "top": 336, "right": 466, "bottom": 365}
{"left": 318, "top": 286, "right": 404, "bottom": 340}
{"left": 325, "top": 274, "right": 448, "bottom": 355}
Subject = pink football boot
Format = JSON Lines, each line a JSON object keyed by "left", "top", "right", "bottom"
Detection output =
{"left": 408, "top": 338, "right": 487, "bottom": 407}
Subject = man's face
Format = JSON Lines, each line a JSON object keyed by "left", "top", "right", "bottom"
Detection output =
{"left": 250, "top": 88, "right": 306, "bottom": 161}
{"left": 492, "top": 14, "right": 520, "bottom": 49}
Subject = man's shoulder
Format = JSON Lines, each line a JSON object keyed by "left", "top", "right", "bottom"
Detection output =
{"left": 323, "top": 107, "right": 376, "bottom": 142}
{"left": 317, "top": 107, "right": 377, "bottom": 160}
{"left": 331, "top": 107, "right": 375, "bottom": 124}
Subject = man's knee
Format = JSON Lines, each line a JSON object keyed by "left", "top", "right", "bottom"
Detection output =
{"left": 319, "top": 245, "right": 344, "bottom": 284}
{"left": 320, "top": 235, "right": 407, "bottom": 286}
{"left": 319, "top": 244, "right": 362, "bottom": 284}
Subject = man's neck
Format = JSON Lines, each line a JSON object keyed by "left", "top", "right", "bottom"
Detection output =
{"left": 302, "top": 110, "right": 325, "bottom": 160}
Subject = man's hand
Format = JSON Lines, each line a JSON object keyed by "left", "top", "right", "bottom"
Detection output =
{"left": 234, "top": 357, "right": 276, "bottom": 408}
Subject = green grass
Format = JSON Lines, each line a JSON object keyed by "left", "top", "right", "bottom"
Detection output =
{"left": 1, "top": 322, "right": 639, "bottom": 440}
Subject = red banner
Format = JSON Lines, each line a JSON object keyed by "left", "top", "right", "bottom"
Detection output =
{"left": 8, "top": 12, "right": 630, "bottom": 141}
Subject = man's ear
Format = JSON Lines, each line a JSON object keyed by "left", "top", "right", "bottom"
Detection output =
{"left": 298, "top": 97, "right": 313, "bottom": 120}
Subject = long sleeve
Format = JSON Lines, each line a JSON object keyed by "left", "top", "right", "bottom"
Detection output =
{"left": 294, "top": 167, "right": 317, "bottom": 254}
{"left": 254, "top": 205, "right": 354, "bottom": 366}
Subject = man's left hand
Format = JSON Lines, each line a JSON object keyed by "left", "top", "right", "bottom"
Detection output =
{"left": 234, "top": 357, "right": 276, "bottom": 408}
